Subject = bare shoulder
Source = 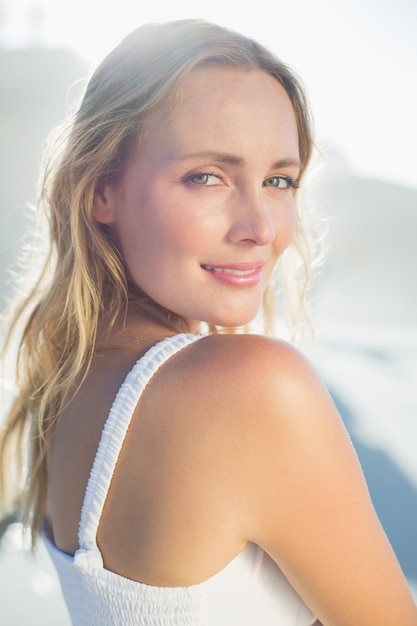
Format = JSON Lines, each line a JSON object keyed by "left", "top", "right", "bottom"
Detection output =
{"left": 101, "top": 332, "right": 417, "bottom": 623}
{"left": 139, "top": 330, "right": 332, "bottom": 504}
{"left": 179, "top": 335, "right": 417, "bottom": 626}
{"left": 179, "top": 331, "right": 341, "bottom": 462}
{"left": 185, "top": 331, "right": 307, "bottom": 371}
{"left": 155, "top": 331, "right": 339, "bottom": 488}
{"left": 171, "top": 332, "right": 329, "bottom": 424}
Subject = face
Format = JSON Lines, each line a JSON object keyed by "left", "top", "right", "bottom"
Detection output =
{"left": 94, "top": 68, "right": 301, "bottom": 331}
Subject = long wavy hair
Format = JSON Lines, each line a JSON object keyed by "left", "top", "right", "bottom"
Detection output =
{"left": 0, "top": 19, "right": 316, "bottom": 543}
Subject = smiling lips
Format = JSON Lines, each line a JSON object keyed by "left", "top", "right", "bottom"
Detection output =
{"left": 201, "top": 262, "right": 265, "bottom": 287}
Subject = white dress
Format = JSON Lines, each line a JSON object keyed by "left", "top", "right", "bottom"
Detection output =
{"left": 44, "top": 333, "right": 316, "bottom": 625}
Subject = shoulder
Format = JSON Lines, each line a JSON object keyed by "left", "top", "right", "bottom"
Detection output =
{"left": 172, "top": 332, "right": 329, "bottom": 419}
{"left": 178, "top": 331, "right": 309, "bottom": 379}
{"left": 145, "top": 331, "right": 331, "bottom": 456}
{"left": 169, "top": 331, "right": 358, "bottom": 522}
{"left": 157, "top": 332, "right": 340, "bottom": 487}
{"left": 133, "top": 333, "right": 417, "bottom": 624}
{"left": 145, "top": 331, "right": 350, "bottom": 507}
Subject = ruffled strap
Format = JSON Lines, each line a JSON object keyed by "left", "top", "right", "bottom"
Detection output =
{"left": 75, "top": 333, "right": 201, "bottom": 570}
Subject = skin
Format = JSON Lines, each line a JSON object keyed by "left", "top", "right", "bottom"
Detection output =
{"left": 93, "top": 68, "right": 300, "bottom": 330}
{"left": 46, "top": 68, "right": 417, "bottom": 625}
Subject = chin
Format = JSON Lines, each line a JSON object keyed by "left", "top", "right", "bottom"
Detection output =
{"left": 182, "top": 301, "right": 262, "bottom": 333}
{"left": 206, "top": 311, "right": 259, "bottom": 331}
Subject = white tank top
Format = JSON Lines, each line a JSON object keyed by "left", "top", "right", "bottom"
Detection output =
{"left": 44, "top": 333, "right": 316, "bottom": 625}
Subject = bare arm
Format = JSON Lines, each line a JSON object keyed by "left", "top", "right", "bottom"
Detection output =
{"left": 225, "top": 337, "right": 417, "bottom": 625}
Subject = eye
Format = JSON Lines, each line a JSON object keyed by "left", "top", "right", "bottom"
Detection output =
{"left": 263, "top": 176, "right": 299, "bottom": 189}
{"left": 186, "top": 172, "right": 223, "bottom": 186}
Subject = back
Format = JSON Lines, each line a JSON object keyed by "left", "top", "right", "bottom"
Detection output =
{"left": 45, "top": 333, "right": 316, "bottom": 625}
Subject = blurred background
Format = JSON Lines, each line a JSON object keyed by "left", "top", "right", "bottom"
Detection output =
{"left": 0, "top": 0, "right": 416, "bottom": 623}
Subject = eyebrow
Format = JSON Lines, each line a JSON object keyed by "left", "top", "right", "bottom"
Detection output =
{"left": 175, "top": 151, "right": 301, "bottom": 170}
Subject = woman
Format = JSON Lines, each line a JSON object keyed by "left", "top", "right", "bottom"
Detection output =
{"left": 1, "top": 19, "right": 416, "bottom": 626}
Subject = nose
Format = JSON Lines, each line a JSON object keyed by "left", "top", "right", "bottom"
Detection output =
{"left": 227, "top": 188, "right": 276, "bottom": 246}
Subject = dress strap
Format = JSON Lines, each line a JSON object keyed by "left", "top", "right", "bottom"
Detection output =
{"left": 75, "top": 333, "right": 200, "bottom": 568}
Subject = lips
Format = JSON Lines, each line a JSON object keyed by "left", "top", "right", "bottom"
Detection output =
{"left": 201, "top": 259, "right": 265, "bottom": 272}
{"left": 201, "top": 265, "right": 259, "bottom": 276}
{"left": 200, "top": 261, "right": 265, "bottom": 287}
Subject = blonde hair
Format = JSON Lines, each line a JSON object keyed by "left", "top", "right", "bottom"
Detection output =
{"left": 0, "top": 19, "right": 316, "bottom": 543}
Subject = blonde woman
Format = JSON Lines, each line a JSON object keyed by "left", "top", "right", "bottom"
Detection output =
{"left": 1, "top": 19, "right": 416, "bottom": 626}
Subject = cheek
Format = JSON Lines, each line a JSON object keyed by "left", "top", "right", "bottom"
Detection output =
{"left": 273, "top": 201, "right": 297, "bottom": 253}
{"left": 151, "top": 206, "right": 220, "bottom": 258}
{"left": 124, "top": 210, "right": 201, "bottom": 277}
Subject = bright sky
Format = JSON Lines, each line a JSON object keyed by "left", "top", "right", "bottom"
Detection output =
{"left": 1, "top": 0, "right": 416, "bottom": 190}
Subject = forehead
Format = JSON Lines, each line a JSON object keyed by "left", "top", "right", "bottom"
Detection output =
{"left": 141, "top": 68, "right": 299, "bottom": 162}
{"left": 176, "top": 67, "right": 295, "bottom": 128}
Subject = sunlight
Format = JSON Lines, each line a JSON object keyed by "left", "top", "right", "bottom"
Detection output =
{"left": 1, "top": 0, "right": 416, "bottom": 189}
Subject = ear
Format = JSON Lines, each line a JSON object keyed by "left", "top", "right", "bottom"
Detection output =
{"left": 93, "top": 184, "right": 117, "bottom": 224}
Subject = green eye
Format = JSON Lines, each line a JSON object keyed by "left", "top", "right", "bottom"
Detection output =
{"left": 263, "top": 176, "right": 299, "bottom": 189}
{"left": 188, "top": 173, "right": 222, "bottom": 185}
{"left": 264, "top": 176, "right": 288, "bottom": 188}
